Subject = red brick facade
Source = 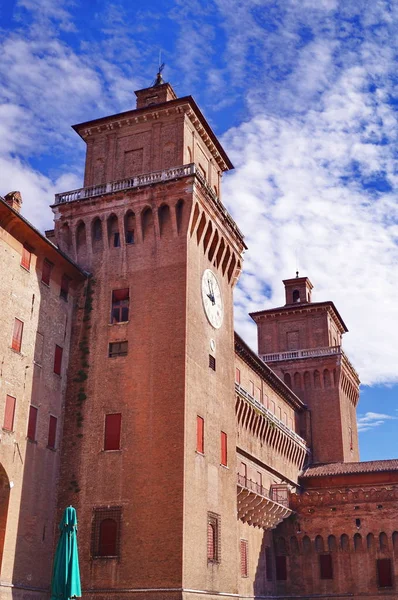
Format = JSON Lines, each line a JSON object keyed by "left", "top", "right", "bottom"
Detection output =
{"left": 1, "top": 79, "right": 397, "bottom": 600}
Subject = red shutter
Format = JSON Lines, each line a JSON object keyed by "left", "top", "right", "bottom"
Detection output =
{"left": 104, "top": 413, "right": 121, "bottom": 450}
{"left": 196, "top": 416, "right": 204, "bottom": 453}
{"left": 112, "top": 288, "right": 129, "bottom": 301}
{"left": 21, "top": 245, "right": 32, "bottom": 270}
{"left": 377, "top": 558, "right": 392, "bottom": 588}
{"left": 41, "top": 259, "right": 52, "bottom": 285}
{"left": 27, "top": 405, "right": 38, "bottom": 441}
{"left": 320, "top": 554, "right": 333, "bottom": 579}
{"left": 48, "top": 415, "right": 57, "bottom": 448}
{"left": 12, "top": 318, "right": 24, "bottom": 352}
{"left": 54, "top": 345, "right": 63, "bottom": 375}
{"left": 98, "top": 518, "right": 118, "bottom": 556}
{"left": 240, "top": 540, "right": 248, "bottom": 576}
{"left": 221, "top": 431, "right": 227, "bottom": 466}
{"left": 275, "top": 555, "right": 287, "bottom": 581}
{"left": 3, "top": 395, "right": 16, "bottom": 431}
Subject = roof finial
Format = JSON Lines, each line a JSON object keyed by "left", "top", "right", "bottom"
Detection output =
{"left": 296, "top": 270, "right": 299, "bottom": 278}
{"left": 153, "top": 52, "right": 165, "bottom": 87}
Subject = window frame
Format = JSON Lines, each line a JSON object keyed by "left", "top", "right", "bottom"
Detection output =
{"left": 209, "top": 354, "right": 216, "bottom": 371}
{"left": 21, "top": 244, "right": 32, "bottom": 271}
{"left": 220, "top": 431, "right": 228, "bottom": 467}
{"left": 3, "top": 395, "right": 16, "bottom": 432}
{"left": 108, "top": 341, "right": 128, "bottom": 358}
{"left": 104, "top": 413, "right": 122, "bottom": 451}
{"left": 91, "top": 507, "right": 122, "bottom": 559}
{"left": 111, "top": 288, "right": 130, "bottom": 324}
{"left": 47, "top": 415, "right": 58, "bottom": 449}
{"left": 196, "top": 415, "right": 204, "bottom": 454}
{"left": 240, "top": 539, "right": 249, "bottom": 577}
{"left": 27, "top": 405, "right": 38, "bottom": 441}
{"left": 11, "top": 318, "right": 24, "bottom": 353}
{"left": 41, "top": 259, "right": 53, "bottom": 286}
{"left": 207, "top": 512, "right": 221, "bottom": 564}
{"left": 54, "top": 345, "right": 63, "bottom": 375}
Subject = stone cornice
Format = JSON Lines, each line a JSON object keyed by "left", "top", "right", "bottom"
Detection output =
{"left": 250, "top": 301, "right": 348, "bottom": 334}
{"left": 291, "top": 484, "right": 398, "bottom": 508}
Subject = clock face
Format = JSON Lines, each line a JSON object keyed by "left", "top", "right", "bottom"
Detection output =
{"left": 201, "top": 269, "right": 223, "bottom": 329}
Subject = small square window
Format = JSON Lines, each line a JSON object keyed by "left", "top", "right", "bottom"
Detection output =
{"left": 209, "top": 354, "right": 216, "bottom": 371}
{"left": 109, "top": 341, "right": 128, "bottom": 358}
{"left": 41, "top": 259, "right": 53, "bottom": 285}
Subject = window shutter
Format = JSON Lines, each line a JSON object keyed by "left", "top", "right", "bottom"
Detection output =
{"left": 27, "top": 405, "right": 38, "bottom": 441}
{"left": 240, "top": 540, "right": 248, "bottom": 576}
{"left": 104, "top": 413, "right": 122, "bottom": 451}
{"left": 48, "top": 415, "right": 57, "bottom": 448}
{"left": 377, "top": 558, "right": 392, "bottom": 588}
{"left": 98, "top": 518, "right": 118, "bottom": 556}
{"left": 12, "top": 318, "right": 24, "bottom": 352}
{"left": 3, "top": 395, "right": 16, "bottom": 431}
{"left": 21, "top": 245, "right": 32, "bottom": 270}
{"left": 41, "top": 259, "right": 53, "bottom": 285}
{"left": 112, "top": 288, "right": 129, "bottom": 302}
{"left": 275, "top": 555, "right": 287, "bottom": 581}
{"left": 54, "top": 345, "right": 63, "bottom": 375}
{"left": 196, "top": 416, "right": 204, "bottom": 453}
{"left": 221, "top": 431, "right": 227, "bottom": 466}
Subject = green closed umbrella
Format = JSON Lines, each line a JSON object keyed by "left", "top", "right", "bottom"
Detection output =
{"left": 51, "top": 506, "right": 82, "bottom": 600}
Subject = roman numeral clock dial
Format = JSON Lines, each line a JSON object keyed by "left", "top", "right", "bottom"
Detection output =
{"left": 201, "top": 269, "right": 224, "bottom": 329}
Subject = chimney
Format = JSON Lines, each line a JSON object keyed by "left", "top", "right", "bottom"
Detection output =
{"left": 4, "top": 191, "right": 23, "bottom": 213}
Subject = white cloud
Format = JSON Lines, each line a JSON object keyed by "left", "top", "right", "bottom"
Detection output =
{"left": 357, "top": 411, "right": 397, "bottom": 433}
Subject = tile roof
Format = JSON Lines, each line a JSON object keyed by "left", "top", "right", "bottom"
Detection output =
{"left": 301, "top": 459, "right": 398, "bottom": 478}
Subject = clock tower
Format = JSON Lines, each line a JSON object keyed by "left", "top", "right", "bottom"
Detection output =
{"left": 52, "top": 77, "right": 245, "bottom": 600}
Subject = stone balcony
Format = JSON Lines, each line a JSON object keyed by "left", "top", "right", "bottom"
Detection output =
{"left": 237, "top": 474, "right": 292, "bottom": 529}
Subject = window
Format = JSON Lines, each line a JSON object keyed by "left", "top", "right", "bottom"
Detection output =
{"left": 207, "top": 512, "right": 220, "bottom": 563}
{"left": 48, "top": 415, "right": 57, "bottom": 449}
{"left": 113, "top": 232, "right": 121, "bottom": 248}
{"left": 221, "top": 431, "right": 227, "bottom": 466}
{"left": 91, "top": 507, "right": 121, "bottom": 558}
{"left": 235, "top": 367, "right": 241, "bottom": 384}
{"left": 209, "top": 354, "right": 216, "bottom": 371}
{"left": 104, "top": 414, "right": 122, "bottom": 451}
{"left": 11, "top": 318, "right": 24, "bottom": 352}
{"left": 292, "top": 289, "right": 300, "bottom": 303}
{"left": 3, "top": 395, "right": 16, "bottom": 431}
{"left": 319, "top": 554, "right": 333, "bottom": 579}
{"left": 111, "top": 288, "right": 129, "bottom": 323}
{"left": 265, "top": 546, "right": 273, "bottom": 581}
{"left": 27, "top": 405, "right": 38, "bottom": 441}
{"left": 270, "top": 400, "right": 275, "bottom": 414}
{"left": 275, "top": 555, "right": 287, "bottom": 581}
{"left": 126, "top": 230, "right": 135, "bottom": 244}
{"left": 60, "top": 275, "right": 71, "bottom": 301}
{"left": 196, "top": 415, "right": 204, "bottom": 453}
{"left": 240, "top": 540, "right": 248, "bottom": 577}
{"left": 54, "top": 345, "right": 63, "bottom": 375}
{"left": 108, "top": 341, "right": 128, "bottom": 358}
{"left": 377, "top": 558, "right": 393, "bottom": 588}
{"left": 21, "top": 244, "right": 32, "bottom": 270}
{"left": 249, "top": 380, "right": 254, "bottom": 396}
{"left": 41, "top": 259, "right": 53, "bottom": 285}
{"left": 255, "top": 386, "right": 262, "bottom": 402}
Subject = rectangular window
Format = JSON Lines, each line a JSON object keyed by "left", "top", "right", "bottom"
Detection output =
{"left": 60, "top": 274, "right": 71, "bottom": 301}
{"left": 196, "top": 416, "right": 204, "bottom": 454}
{"left": 283, "top": 412, "right": 288, "bottom": 425}
{"left": 126, "top": 230, "right": 134, "bottom": 245}
{"left": 265, "top": 546, "right": 273, "bottom": 581}
{"left": 235, "top": 367, "right": 240, "bottom": 383}
{"left": 48, "top": 415, "right": 57, "bottom": 449}
{"left": 275, "top": 555, "right": 287, "bottom": 581}
{"left": 319, "top": 554, "right": 333, "bottom": 579}
{"left": 21, "top": 244, "right": 32, "bottom": 270}
{"left": 207, "top": 512, "right": 220, "bottom": 563}
{"left": 256, "top": 471, "right": 263, "bottom": 493}
{"left": 255, "top": 386, "right": 262, "bottom": 402}
{"left": 54, "top": 345, "right": 63, "bottom": 375}
{"left": 240, "top": 540, "right": 248, "bottom": 577}
{"left": 41, "top": 259, "right": 53, "bottom": 285}
{"left": 91, "top": 507, "right": 122, "bottom": 558}
{"left": 3, "top": 395, "right": 16, "bottom": 431}
{"left": 113, "top": 232, "right": 120, "bottom": 248}
{"left": 27, "top": 405, "right": 38, "bottom": 441}
{"left": 111, "top": 288, "right": 129, "bottom": 323}
{"left": 270, "top": 400, "right": 275, "bottom": 414}
{"left": 249, "top": 380, "right": 254, "bottom": 396}
{"left": 104, "top": 413, "right": 122, "bottom": 451}
{"left": 108, "top": 341, "right": 128, "bottom": 358}
{"left": 11, "top": 318, "right": 24, "bottom": 352}
{"left": 209, "top": 354, "right": 216, "bottom": 371}
{"left": 377, "top": 558, "right": 393, "bottom": 588}
{"left": 221, "top": 431, "right": 227, "bottom": 466}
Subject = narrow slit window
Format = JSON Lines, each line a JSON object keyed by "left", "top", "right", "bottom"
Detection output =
{"left": 12, "top": 318, "right": 24, "bottom": 352}
{"left": 104, "top": 413, "right": 122, "bottom": 451}
{"left": 221, "top": 431, "right": 227, "bottom": 467}
{"left": 111, "top": 289, "right": 129, "bottom": 323}
{"left": 196, "top": 416, "right": 204, "bottom": 454}
{"left": 47, "top": 415, "right": 57, "bottom": 449}
{"left": 3, "top": 395, "right": 16, "bottom": 431}
{"left": 41, "top": 259, "right": 53, "bottom": 285}
{"left": 54, "top": 345, "right": 63, "bottom": 375}
{"left": 235, "top": 367, "right": 241, "bottom": 384}
{"left": 21, "top": 244, "right": 32, "bottom": 270}
{"left": 207, "top": 512, "right": 220, "bottom": 563}
{"left": 209, "top": 355, "right": 216, "bottom": 371}
{"left": 240, "top": 540, "right": 248, "bottom": 577}
{"left": 27, "top": 405, "right": 38, "bottom": 441}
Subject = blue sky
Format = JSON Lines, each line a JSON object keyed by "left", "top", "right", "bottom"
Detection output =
{"left": 1, "top": 0, "right": 397, "bottom": 460}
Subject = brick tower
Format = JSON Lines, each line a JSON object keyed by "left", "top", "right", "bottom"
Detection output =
{"left": 52, "top": 77, "right": 245, "bottom": 600}
{"left": 250, "top": 276, "right": 360, "bottom": 464}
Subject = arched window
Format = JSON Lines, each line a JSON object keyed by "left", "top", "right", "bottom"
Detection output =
{"left": 304, "top": 371, "right": 311, "bottom": 389}
{"left": 302, "top": 536, "right": 311, "bottom": 554}
{"left": 379, "top": 532, "right": 388, "bottom": 551}
{"left": 176, "top": 200, "right": 184, "bottom": 234}
{"left": 327, "top": 535, "right": 337, "bottom": 552}
{"left": 107, "top": 214, "right": 120, "bottom": 248}
{"left": 354, "top": 533, "right": 362, "bottom": 551}
{"left": 98, "top": 518, "right": 118, "bottom": 556}
{"left": 340, "top": 534, "right": 349, "bottom": 551}
{"left": 323, "top": 369, "right": 331, "bottom": 388}
{"left": 276, "top": 536, "right": 287, "bottom": 556}
{"left": 60, "top": 223, "right": 72, "bottom": 250}
{"left": 367, "top": 533, "right": 375, "bottom": 550}
{"left": 142, "top": 207, "right": 154, "bottom": 240}
{"left": 314, "top": 370, "right": 321, "bottom": 388}
{"left": 290, "top": 536, "right": 299, "bottom": 554}
{"left": 293, "top": 372, "right": 301, "bottom": 389}
{"left": 315, "top": 535, "right": 324, "bottom": 553}
{"left": 292, "top": 289, "right": 300, "bottom": 303}
{"left": 284, "top": 373, "right": 292, "bottom": 389}
{"left": 158, "top": 204, "right": 172, "bottom": 238}
{"left": 76, "top": 222, "right": 86, "bottom": 257}
{"left": 124, "top": 211, "right": 135, "bottom": 245}
{"left": 92, "top": 218, "right": 103, "bottom": 252}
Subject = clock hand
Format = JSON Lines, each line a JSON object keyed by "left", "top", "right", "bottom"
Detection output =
{"left": 208, "top": 279, "right": 216, "bottom": 304}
